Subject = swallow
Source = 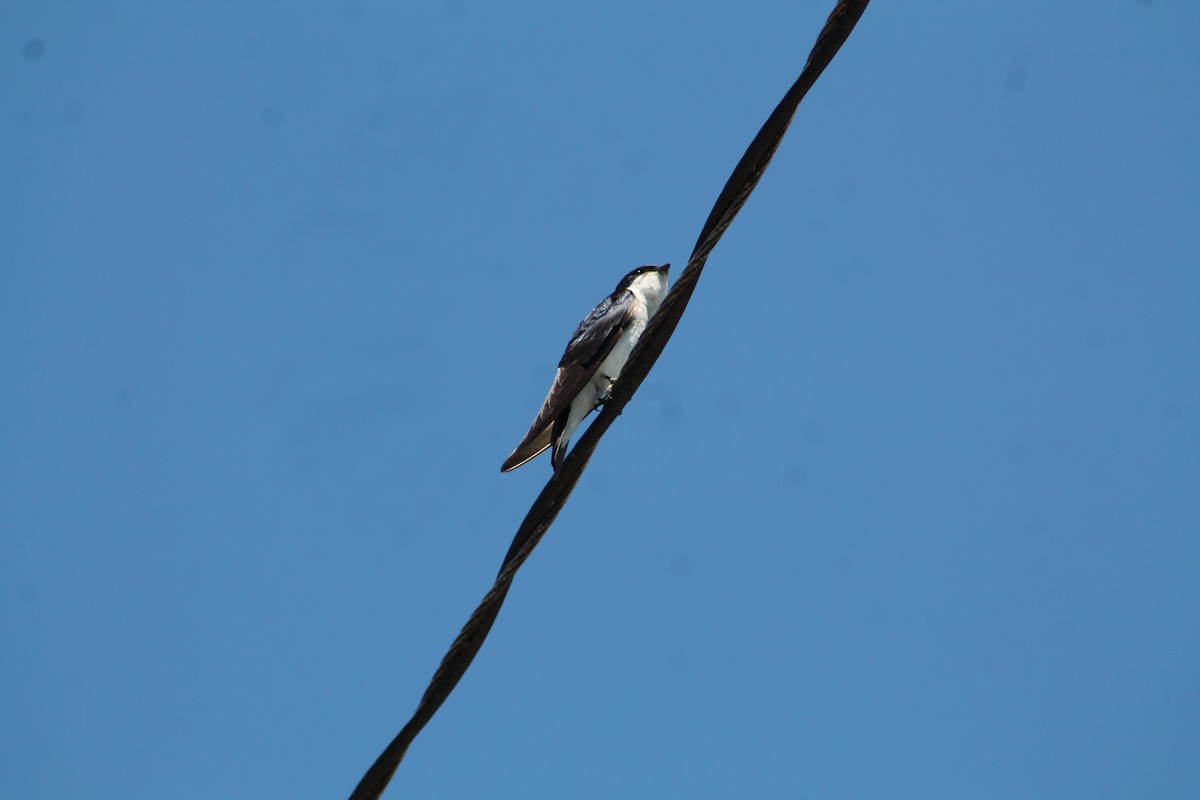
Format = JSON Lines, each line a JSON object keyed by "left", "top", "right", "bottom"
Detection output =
{"left": 502, "top": 264, "right": 670, "bottom": 472}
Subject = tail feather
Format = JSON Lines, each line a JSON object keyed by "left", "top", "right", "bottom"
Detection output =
{"left": 549, "top": 408, "right": 569, "bottom": 472}
{"left": 500, "top": 427, "right": 552, "bottom": 472}
{"left": 550, "top": 431, "right": 569, "bottom": 472}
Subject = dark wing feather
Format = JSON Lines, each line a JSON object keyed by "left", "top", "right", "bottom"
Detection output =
{"left": 501, "top": 290, "right": 634, "bottom": 472}
{"left": 559, "top": 291, "right": 631, "bottom": 368}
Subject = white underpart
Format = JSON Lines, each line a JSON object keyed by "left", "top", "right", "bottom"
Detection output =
{"left": 554, "top": 270, "right": 669, "bottom": 462}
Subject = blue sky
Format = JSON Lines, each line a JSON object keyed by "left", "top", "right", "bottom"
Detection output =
{"left": 3, "top": 2, "right": 1198, "bottom": 798}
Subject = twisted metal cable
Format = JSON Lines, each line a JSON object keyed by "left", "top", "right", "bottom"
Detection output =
{"left": 349, "top": 2, "right": 871, "bottom": 796}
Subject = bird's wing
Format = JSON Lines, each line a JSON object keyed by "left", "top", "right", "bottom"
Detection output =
{"left": 501, "top": 290, "right": 634, "bottom": 472}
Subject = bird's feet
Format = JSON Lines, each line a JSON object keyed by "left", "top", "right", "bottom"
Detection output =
{"left": 595, "top": 374, "right": 617, "bottom": 407}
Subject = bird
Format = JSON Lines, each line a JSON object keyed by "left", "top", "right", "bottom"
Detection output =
{"left": 502, "top": 264, "right": 670, "bottom": 472}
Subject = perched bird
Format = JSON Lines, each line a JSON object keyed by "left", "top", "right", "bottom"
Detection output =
{"left": 502, "top": 264, "right": 670, "bottom": 472}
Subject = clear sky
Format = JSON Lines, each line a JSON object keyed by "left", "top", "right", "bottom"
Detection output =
{"left": 3, "top": 2, "right": 1198, "bottom": 798}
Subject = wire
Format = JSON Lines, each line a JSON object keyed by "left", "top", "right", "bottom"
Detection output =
{"left": 349, "top": 2, "right": 871, "bottom": 797}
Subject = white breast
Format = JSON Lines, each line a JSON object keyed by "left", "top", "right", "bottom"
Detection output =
{"left": 596, "top": 269, "right": 668, "bottom": 386}
{"left": 596, "top": 297, "right": 647, "bottom": 387}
